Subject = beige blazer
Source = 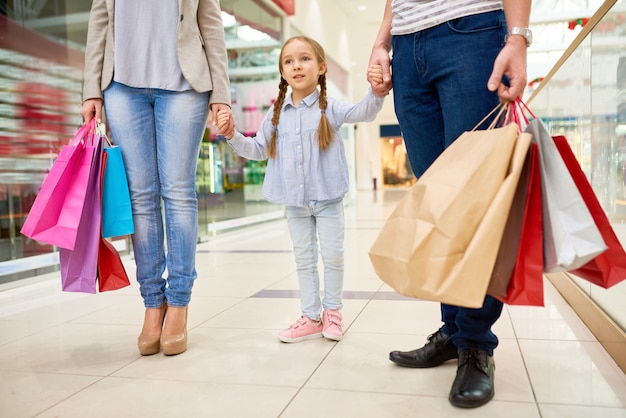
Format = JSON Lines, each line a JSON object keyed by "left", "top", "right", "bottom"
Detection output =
{"left": 82, "top": 0, "right": 231, "bottom": 106}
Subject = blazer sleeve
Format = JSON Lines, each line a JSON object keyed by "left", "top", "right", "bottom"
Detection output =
{"left": 82, "top": 0, "right": 109, "bottom": 101}
{"left": 197, "top": 0, "right": 232, "bottom": 106}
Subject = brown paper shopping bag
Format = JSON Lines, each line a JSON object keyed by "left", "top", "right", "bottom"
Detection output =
{"left": 369, "top": 123, "right": 532, "bottom": 308}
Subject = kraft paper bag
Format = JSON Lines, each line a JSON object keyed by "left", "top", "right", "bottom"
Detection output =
{"left": 369, "top": 123, "right": 532, "bottom": 308}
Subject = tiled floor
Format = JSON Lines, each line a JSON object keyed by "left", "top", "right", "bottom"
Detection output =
{"left": 1, "top": 189, "right": 626, "bottom": 418}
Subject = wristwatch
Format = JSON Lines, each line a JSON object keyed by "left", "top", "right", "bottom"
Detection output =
{"left": 505, "top": 27, "right": 533, "bottom": 47}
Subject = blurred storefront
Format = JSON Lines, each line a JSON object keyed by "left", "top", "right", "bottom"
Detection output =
{"left": 0, "top": 0, "right": 296, "bottom": 283}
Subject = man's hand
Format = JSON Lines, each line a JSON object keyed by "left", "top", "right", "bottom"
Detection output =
{"left": 487, "top": 37, "right": 528, "bottom": 102}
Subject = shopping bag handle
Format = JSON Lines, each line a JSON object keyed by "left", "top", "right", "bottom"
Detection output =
{"left": 96, "top": 122, "right": 114, "bottom": 148}
{"left": 514, "top": 97, "right": 536, "bottom": 119}
{"left": 70, "top": 118, "right": 96, "bottom": 147}
{"left": 471, "top": 102, "right": 509, "bottom": 131}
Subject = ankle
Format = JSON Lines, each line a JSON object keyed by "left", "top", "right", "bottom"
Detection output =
{"left": 162, "top": 306, "right": 188, "bottom": 335}
{"left": 141, "top": 305, "right": 167, "bottom": 336}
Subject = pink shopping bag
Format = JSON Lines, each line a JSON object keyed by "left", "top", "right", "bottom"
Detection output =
{"left": 20, "top": 121, "right": 94, "bottom": 250}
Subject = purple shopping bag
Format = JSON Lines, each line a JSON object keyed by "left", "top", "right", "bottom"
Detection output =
{"left": 21, "top": 121, "right": 94, "bottom": 250}
{"left": 59, "top": 131, "right": 103, "bottom": 293}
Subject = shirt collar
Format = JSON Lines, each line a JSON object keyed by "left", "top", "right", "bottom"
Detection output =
{"left": 283, "top": 89, "right": 320, "bottom": 110}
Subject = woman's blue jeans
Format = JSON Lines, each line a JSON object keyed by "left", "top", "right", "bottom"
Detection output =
{"left": 391, "top": 11, "right": 507, "bottom": 354}
{"left": 286, "top": 199, "right": 344, "bottom": 321}
{"left": 103, "top": 81, "right": 209, "bottom": 308}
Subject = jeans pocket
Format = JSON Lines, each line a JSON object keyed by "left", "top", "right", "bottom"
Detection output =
{"left": 446, "top": 10, "right": 504, "bottom": 35}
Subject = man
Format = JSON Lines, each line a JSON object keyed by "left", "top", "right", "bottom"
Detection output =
{"left": 368, "top": 0, "right": 531, "bottom": 409}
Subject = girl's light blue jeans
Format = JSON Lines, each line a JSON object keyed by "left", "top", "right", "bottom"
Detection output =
{"left": 103, "top": 81, "right": 209, "bottom": 308}
{"left": 286, "top": 199, "right": 344, "bottom": 321}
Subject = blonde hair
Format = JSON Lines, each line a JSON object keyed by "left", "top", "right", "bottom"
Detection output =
{"left": 268, "top": 36, "right": 333, "bottom": 158}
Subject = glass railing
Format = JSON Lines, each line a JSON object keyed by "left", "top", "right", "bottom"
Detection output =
{"left": 527, "top": 0, "right": 626, "bottom": 340}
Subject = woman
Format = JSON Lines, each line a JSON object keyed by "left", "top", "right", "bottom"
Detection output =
{"left": 81, "top": 0, "right": 234, "bottom": 356}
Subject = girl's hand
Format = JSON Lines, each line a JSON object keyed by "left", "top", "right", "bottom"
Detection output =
{"left": 216, "top": 110, "right": 234, "bottom": 139}
{"left": 368, "top": 64, "right": 384, "bottom": 84}
{"left": 367, "top": 63, "right": 391, "bottom": 97}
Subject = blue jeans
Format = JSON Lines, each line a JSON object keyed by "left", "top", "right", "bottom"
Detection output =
{"left": 391, "top": 11, "right": 507, "bottom": 354}
{"left": 286, "top": 199, "right": 344, "bottom": 321}
{"left": 103, "top": 81, "right": 209, "bottom": 308}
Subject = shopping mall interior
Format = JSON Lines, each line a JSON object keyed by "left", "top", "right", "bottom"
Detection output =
{"left": 0, "top": 0, "right": 625, "bottom": 417}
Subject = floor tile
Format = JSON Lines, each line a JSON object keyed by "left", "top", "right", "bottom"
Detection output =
{"left": 113, "top": 327, "right": 334, "bottom": 387}
{"left": 283, "top": 388, "right": 541, "bottom": 418}
{"left": 538, "top": 403, "right": 626, "bottom": 418}
{"left": 0, "top": 371, "right": 101, "bottom": 418}
{"left": 0, "top": 322, "right": 139, "bottom": 376}
{"left": 36, "top": 377, "right": 297, "bottom": 418}
{"left": 520, "top": 339, "right": 626, "bottom": 407}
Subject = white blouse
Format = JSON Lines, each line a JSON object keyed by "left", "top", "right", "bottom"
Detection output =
{"left": 113, "top": 0, "right": 191, "bottom": 91}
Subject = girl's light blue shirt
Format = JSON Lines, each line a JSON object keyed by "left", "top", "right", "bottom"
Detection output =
{"left": 227, "top": 88, "right": 384, "bottom": 207}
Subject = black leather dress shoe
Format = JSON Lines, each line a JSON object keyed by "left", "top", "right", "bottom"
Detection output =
{"left": 389, "top": 329, "right": 458, "bottom": 368}
{"left": 448, "top": 348, "right": 495, "bottom": 408}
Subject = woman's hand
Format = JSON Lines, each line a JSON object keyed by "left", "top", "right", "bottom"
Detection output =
{"left": 81, "top": 98, "right": 104, "bottom": 123}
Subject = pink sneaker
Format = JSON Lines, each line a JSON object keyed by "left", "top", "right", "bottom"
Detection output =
{"left": 278, "top": 317, "right": 323, "bottom": 343}
{"left": 322, "top": 310, "right": 343, "bottom": 341}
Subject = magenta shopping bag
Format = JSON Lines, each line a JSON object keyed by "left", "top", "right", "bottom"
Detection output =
{"left": 59, "top": 131, "right": 103, "bottom": 293}
{"left": 21, "top": 121, "right": 94, "bottom": 250}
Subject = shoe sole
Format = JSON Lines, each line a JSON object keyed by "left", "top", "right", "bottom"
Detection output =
{"left": 389, "top": 354, "right": 458, "bottom": 368}
{"left": 449, "top": 391, "right": 495, "bottom": 408}
{"left": 279, "top": 332, "right": 323, "bottom": 343}
{"left": 162, "top": 340, "right": 187, "bottom": 356}
{"left": 322, "top": 332, "right": 343, "bottom": 341}
{"left": 138, "top": 346, "right": 160, "bottom": 356}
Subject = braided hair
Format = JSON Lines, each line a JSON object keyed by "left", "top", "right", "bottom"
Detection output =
{"left": 268, "top": 36, "right": 334, "bottom": 158}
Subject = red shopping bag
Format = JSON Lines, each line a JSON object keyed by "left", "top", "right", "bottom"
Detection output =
{"left": 494, "top": 144, "right": 544, "bottom": 306}
{"left": 553, "top": 136, "right": 626, "bottom": 288}
{"left": 20, "top": 121, "right": 94, "bottom": 250}
{"left": 96, "top": 142, "right": 131, "bottom": 292}
{"left": 98, "top": 238, "right": 131, "bottom": 292}
{"left": 59, "top": 130, "right": 103, "bottom": 293}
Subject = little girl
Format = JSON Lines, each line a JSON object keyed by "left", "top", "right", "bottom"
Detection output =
{"left": 218, "top": 36, "right": 386, "bottom": 343}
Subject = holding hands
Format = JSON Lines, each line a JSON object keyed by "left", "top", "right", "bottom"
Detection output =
{"left": 216, "top": 109, "right": 234, "bottom": 139}
{"left": 367, "top": 64, "right": 391, "bottom": 97}
{"left": 211, "top": 103, "right": 234, "bottom": 138}
{"left": 367, "top": 47, "right": 393, "bottom": 98}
